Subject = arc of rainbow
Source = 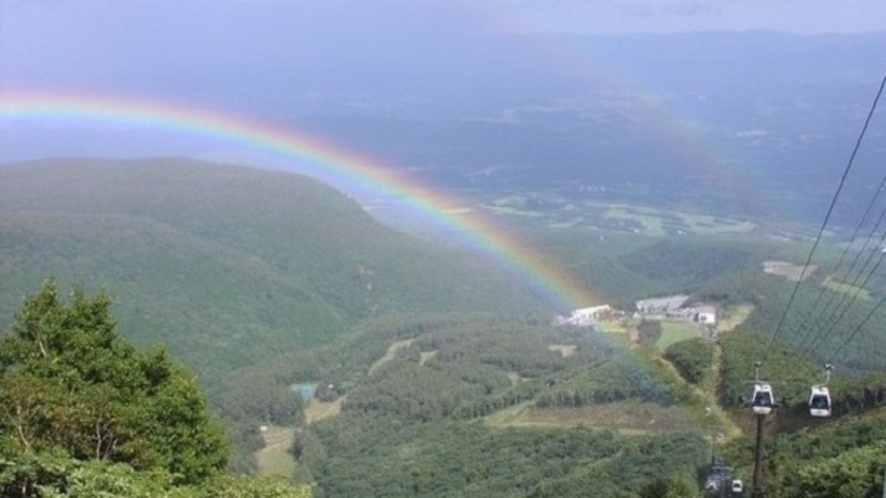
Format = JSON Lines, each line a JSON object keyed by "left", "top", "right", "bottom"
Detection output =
{"left": 0, "top": 90, "right": 602, "bottom": 311}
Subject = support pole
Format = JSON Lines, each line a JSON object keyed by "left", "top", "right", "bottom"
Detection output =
{"left": 752, "top": 414, "right": 766, "bottom": 498}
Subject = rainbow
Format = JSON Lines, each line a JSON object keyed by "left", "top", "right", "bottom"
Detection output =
{"left": 0, "top": 90, "right": 602, "bottom": 310}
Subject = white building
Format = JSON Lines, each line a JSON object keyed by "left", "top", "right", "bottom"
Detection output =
{"left": 696, "top": 306, "right": 717, "bottom": 325}
{"left": 555, "top": 305, "right": 611, "bottom": 326}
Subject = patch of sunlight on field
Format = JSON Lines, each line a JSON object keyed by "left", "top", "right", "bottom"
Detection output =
{"left": 657, "top": 320, "right": 701, "bottom": 349}
{"left": 255, "top": 426, "right": 296, "bottom": 477}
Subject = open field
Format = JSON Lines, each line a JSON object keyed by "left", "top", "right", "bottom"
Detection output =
{"left": 764, "top": 260, "right": 816, "bottom": 281}
{"left": 657, "top": 320, "right": 701, "bottom": 349}
{"left": 304, "top": 397, "right": 344, "bottom": 424}
{"left": 822, "top": 275, "right": 871, "bottom": 301}
{"left": 419, "top": 350, "right": 437, "bottom": 365}
{"left": 547, "top": 344, "right": 577, "bottom": 358}
{"left": 480, "top": 191, "right": 765, "bottom": 237}
{"left": 255, "top": 426, "right": 297, "bottom": 477}
{"left": 485, "top": 401, "right": 695, "bottom": 434}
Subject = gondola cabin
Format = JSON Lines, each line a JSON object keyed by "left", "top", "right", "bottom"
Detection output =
{"left": 809, "top": 385, "right": 831, "bottom": 417}
{"left": 751, "top": 383, "right": 774, "bottom": 415}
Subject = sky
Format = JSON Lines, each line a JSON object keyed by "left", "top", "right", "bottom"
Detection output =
{"left": 2, "top": 0, "right": 883, "bottom": 100}
{"left": 487, "top": 0, "right": 886, "bottom": 34}
{"left": 2, "top": 0, "right": 882, "bottom": 93}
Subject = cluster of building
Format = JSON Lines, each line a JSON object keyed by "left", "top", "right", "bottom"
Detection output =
{"left": 555, "top": 295, "right": 717, "bottom": 327}
{"left": 636, "top": 295, "right": 717, "bottom": 325}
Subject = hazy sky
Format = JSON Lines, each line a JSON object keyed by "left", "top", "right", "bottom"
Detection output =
{"left": 2, "top": 0, "right": 883, "bottom": 96}
{"left": 3, "top": 0, "right": 885, "bottom": 40}
{"left": 1, "top": 0, "right": 884, "bottom": 222}
{"left": 493, "top": 0, "right": 886, "bottom": 34}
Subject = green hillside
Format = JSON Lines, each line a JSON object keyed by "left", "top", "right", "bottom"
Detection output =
{"left": 0, "top": 158, "right": 541, "bottom": 379}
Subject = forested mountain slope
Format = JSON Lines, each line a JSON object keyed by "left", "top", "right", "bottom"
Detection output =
{"left": 0, "top": 158, "right": 541, "bottom": 378}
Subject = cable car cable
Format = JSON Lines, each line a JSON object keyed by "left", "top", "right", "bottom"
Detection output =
{"left": 828, "top": 286, "right": 886, "bottom": 362}
{"left": 763, "top": 74, "right": 886, "bottom": 362}
{"left": 805, "top": 250, "right": 886, "bottom": 358}
{"left": 801, "top": 77, "right": 886, "bottom": 357}
{"left": 791, "top": 176, "right": 886, "bottom": 353}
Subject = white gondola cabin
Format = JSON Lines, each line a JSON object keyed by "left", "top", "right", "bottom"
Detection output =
{"left": 809, "top": 385, "right": 831, "bottom": 417}
{"left": 751, "top": 382, "right": 774, "bottom": 415}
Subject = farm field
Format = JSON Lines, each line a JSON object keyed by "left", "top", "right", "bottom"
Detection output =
{"left": 657, "top": 320, "right": 702, "bottom": 349}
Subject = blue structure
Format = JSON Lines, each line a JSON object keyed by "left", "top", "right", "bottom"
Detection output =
{"left": 292, "top": 383, "right": 316, "bottom": 401}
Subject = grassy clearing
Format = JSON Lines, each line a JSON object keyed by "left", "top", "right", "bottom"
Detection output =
{"left": 368, "top": 339, "right": 414, "bottom": 375}
{"left": 304, "top": 397, "right": 344, "bottom": 424}
{"left": 419, "top": 350, "right": 437, "bottom": 366}
{"left": 486, "top": 401, "right": 694, "bottom": 434}
{"left": 604, "top": 206, "right": 665, "bottom": 235}
{"left": 764, "top": 261, "right": 816, "bottom": 281}
{"left": 645, "top": 349, "right": 742, "bottom": 440}
{"left": 255, "top": 426, "right": 296, "bottom": 477}
{"left": 678, "top": 213, "right": 755, "bottom": 234}
{"left": 506, "top": 372, "right": 521, "bottom": 386}
{"left": 597, "top": 204, "right": 756, "bottom": 236}
{"left": 657, "top": 320, "right": 700, "bottom": 349}
{"left": 547, "top": 344, "right": 577, "bottom": 358}
{"left": 718, "top": 304, "right": 754, "bottom": 332}
{"left": 822, "top": 275, "right": 871, "bottom": 301}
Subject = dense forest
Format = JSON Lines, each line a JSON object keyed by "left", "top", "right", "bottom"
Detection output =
{"left": 5, "top": 159, "right": 886, "bottom": 496}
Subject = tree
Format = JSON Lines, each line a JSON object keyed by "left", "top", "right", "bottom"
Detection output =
{"left": 0, "top": 280, "right": 229, "bottom": 486}
{"left": 637, "top": 319, "right": 663, "bottom": 346}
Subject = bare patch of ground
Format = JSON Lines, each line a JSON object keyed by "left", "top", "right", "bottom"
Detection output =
{"left": 764, "top": 261, "right": 816, "bottom": 281}
{"left": 547, "top": 344, "right": 577, "bottom": 358}
{"left": 304, "top": 397, "right": 344, "bottom": 424}
{"left": 368, "top": 339, "right": 413, "bottom": 375}
{"left": 506, "top": 372, "right": 521, "bottom": 386}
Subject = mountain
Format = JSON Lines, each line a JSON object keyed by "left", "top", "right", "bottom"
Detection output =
{"left": 0, "top": 157, "right": 541, "bottom": 379}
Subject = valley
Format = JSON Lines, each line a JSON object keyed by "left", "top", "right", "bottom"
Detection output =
{"left": 4, "top": 158, "right": 886, "bottom": 497}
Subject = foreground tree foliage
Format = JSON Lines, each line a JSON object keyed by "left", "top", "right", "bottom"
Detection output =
{"left": 0, "top": 281, "right": 311, "bottom": 497}
{"left": 0, "top": 451, "right": 312, "bottom": 498}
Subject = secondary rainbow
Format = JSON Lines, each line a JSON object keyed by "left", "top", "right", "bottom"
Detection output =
{"left": 0, "top": 90, "right": 601, "bottom": 310}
